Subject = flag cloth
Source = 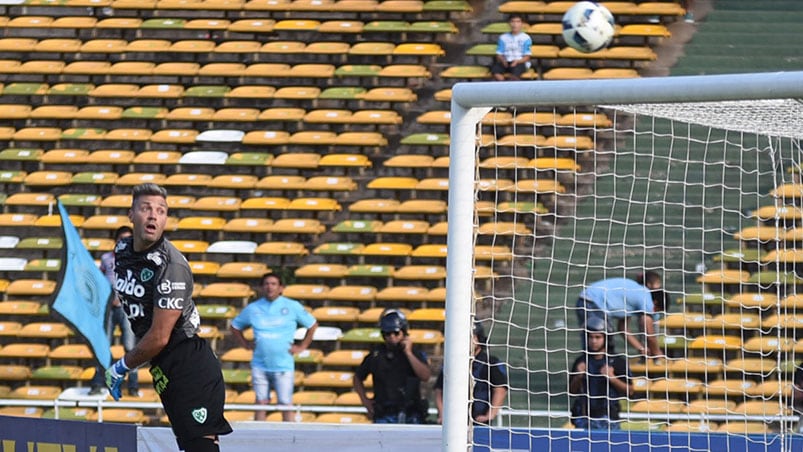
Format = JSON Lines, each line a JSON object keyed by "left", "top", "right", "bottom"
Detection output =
{"left": 49, "top": 201, "right": 113, "bottom": 369}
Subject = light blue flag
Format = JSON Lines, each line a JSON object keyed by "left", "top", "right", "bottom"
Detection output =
{"left": 50, "top": 201, "right": 113, "bottom": 369}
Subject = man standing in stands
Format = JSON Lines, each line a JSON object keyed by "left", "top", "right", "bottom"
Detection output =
{"left": 105, "top": 183, "right": 232, "bottom": 452}
{"left": 491, "top": 14, "right": 532, "bottom": 81}
{"left": 575, "top": 271, "right": 665, "bottom": 359}
{"left": 89, "top": 225, "right": 139, "bottom": 397}
{"left": 230, "top": 272, "right": 318, "bottom": 421}
{"left": 354, "top": 309, "right": 431, "bottom": 423}
{"left": 434, "top": 322, "right": 508, "bottom": 425}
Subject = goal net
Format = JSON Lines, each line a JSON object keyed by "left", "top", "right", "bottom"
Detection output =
{"left": 442, "top": 72, "right": 803, "bottom": 451}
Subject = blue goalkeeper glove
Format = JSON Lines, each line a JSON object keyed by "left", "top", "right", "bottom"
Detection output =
{"left": 105, "top": 358, "right": 130, "bottom": 401}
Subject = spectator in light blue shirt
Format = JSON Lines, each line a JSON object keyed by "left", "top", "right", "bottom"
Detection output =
{"left": 575, "top": 271, "right": 665, "bottom": 360}
{"left": 230, "top": 273, "right": 318, "bottom": 421}
{"left": 491, "top": 14, "right": 532, "bottom": 81}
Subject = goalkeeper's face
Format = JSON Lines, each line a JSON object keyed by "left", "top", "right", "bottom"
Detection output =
{"left": 130, "top": 195, "right": 169, "bottom": 251}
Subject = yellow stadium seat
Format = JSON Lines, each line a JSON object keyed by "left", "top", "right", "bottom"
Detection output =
{"left": 217, "top": 262, "right": 271, "bottom": 279}
{"left": 0, "top": 407, "right": 43, "bottom": 418}
{"left": 295, "top": 264, "right": 348, "bottom": 279}
{"left": 88, "top": 409, "right": 147, "bottom": 424}
{"left": 255, "top": 241, "right": 309, "bottom": 256}
{"left": 269, "top": 219, "right": 326, "bottom": 235}
{"left": 10, "top": 385, "right": 61, "bottom": 400}
{"left": 303, "top": 371, "right": 354, "bottom": 389}
{"left": 283, "top": 284, "right": 331, "bottom": 301}
{"left": 0, "top": 343, "right": 50, "bottom": 360}
{"left": 394, "top": 265, "right": 446, "bottom": 281}
{"left": 716, "top": 422, "right": 770, "bottom": 434}
{"left": 293, "top": 390, "right": 338, "bottom": 405}
{"left": 705, "top": 379, "right": 755, "bottom": 397}
{"left": 312, "top": 306, "right": 360, "bottom": 323}
{"left": 322, "top": 350, "right": 368, "bottom": 367}
{"left": 688, "top": 335, "right": 742, "bottom": 352}
{"left": 686, "top": 399, "right": 736, "bottom": 415}
{"left": 316, "top": 413, "right": 371, "bottom": 424}
{"left": 375, "top": 286, "right": 429, "bottom": 303}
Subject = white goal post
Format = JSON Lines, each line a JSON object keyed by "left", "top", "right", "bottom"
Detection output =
{"left": 443, "top": 71, "right": 803, "bottom": 451}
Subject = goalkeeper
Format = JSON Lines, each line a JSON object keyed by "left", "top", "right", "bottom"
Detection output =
{"left": 575, "top": 271, "right": 665, "bottom": 359}
{"left": 105, "top": 183, "right": 232, "bottom": 452}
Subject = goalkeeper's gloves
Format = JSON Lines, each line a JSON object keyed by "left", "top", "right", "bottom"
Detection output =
{"left": 105, "top": 358, "right": 130, "bottom": 401}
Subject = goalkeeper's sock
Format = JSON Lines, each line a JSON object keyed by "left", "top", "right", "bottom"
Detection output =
{"left": 182, "top": 436, "right": 219, "bottom": 452}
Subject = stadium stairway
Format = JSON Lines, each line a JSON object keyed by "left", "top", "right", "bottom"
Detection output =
{"left": 670, "top": 0, "right": 803, "bottom": 75}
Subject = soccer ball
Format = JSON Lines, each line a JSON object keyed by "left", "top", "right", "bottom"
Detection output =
{"left": 561, "top": 1, "right": 616, "bottom": 53}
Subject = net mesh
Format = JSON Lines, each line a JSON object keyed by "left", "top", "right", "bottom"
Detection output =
{"left": 470, "top": 100, "right": 803, "bottom": 446}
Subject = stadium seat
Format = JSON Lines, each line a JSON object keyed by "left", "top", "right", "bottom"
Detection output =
{"left": 88, "top": 409, "right": 147, "bottom": 424}
{"left": 322, "top": 350, "right": 368, "bottom": 368}
{"left": 312, "top": 306, "right": 360, "bottom": 323}
{"left": 292, "top": 390, "right": 338, "bottom": 406}
{"left": 324, "top": 286, "right": 375, "bottom": 304}
{"left": 303, "top": 371, "right": 354, "bottom": 389}
{"left": 282, "top": 284, "right": 331, "bottom": 301}
{"left": 316, "top": 413, "right": 371, "bottom": 424}
{"left": 705, "top": 378, "right": 755, "bottom": 397}
{"left": 0, "top": 407, "right": 43, "bottom": 418}
{"left": 667, "top": 358, "right": 723, "bottom": 379}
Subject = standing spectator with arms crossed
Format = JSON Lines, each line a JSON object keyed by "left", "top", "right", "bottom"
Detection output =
{"left": 575, "top": 271, "right": 665, "bottom": 359}
{"left": 230, "top": 272, "right": 318, "bottom": 421}
{"left": 89, "top": 225, "right": 139, "bottom": 397}
{"left": 434, "top": 322, "right": 508, "bottom": 425}
{"left": 569, "top": 317, "right": 633, "bottom": 430}
{"left": 105, "top": 183, "right": 232, "bottom": 452}
{"left": 491, "top": 14, "right": 532, "bottom": 81}
{"left": 354, "top": 309, "right": 431, "bottom": 423}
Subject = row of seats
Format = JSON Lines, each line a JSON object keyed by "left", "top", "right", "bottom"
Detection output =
{"left": 497, "top": 1, "right": 685, "bottom": 18}
{"left": 5, "top": 0, "right": 472, "bottom": 14}
{"left": 1, "top": 16, "right": 459, "bottom": 37}
{"left": 480, "top": 21, "right": 670, "bottom": 41}
{"left": 0, "top": 38, "right": 445, "bottom": 62}
{"left": 0, "top": 60, "right": 433, "bottom": 80}
{"left": 0, "top": 82, "right": 420, "bottom": 103}
{"left": 0, "top": 279, "right": 458, "bottom": 304}
{"left": 0, "top": 105, "right": 404, "bottom": 126}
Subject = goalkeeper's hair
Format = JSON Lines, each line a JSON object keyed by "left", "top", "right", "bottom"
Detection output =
{"left": 131, "top": 183, "right": 168, "bottom": 206}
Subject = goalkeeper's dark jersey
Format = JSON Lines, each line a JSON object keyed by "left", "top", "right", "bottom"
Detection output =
{"left": 114, "top": 235, "right": 201, "bottom": 353}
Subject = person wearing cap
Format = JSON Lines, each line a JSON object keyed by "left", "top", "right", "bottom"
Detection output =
{"left": 569, "top": 317, "right": 632, "bottom": 430}
{"left": 433, "top": 322, "right": 508, "bottom": 425}
{"left": 575, "top": 271, "right": 665, "bottom": 359}
{"left": 353, "top": 309, "right": 432, "bottom": 424}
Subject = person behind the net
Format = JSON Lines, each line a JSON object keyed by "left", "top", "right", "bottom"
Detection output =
{"left": 89, "top": 225, "right": 139, "bottom": 397}
{"left": 105, "top": 183, "right": 232, "bottom": 452}
{"left": 229, "top": 272, "right": 318, "bottom": 421}
{"left": 792, "top": 362, "right": 803, "bottom": 432}
{"left": 569, "top": 317, "right": 633, "bottom": 430}
{"left": 490, "top": 14, "right": 532, "bottom": 81}
{"left": 575, "top": 271, "right": 666, "bottom": 359}
{"left": 433, "top": 322, "right": 508, "bottom": 425}
{"left": 354, "top": 309, "right": 432, "bottom": 424}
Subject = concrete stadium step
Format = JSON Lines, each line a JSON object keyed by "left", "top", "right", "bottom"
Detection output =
{"left": 671, "top": 55, "right": 803, "bottom": 72}
{"left": 688, "top": 33, "right": 803, "bottom": 47}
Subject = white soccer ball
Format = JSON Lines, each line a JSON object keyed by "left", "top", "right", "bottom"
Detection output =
{"left": 561, "top": 1, "right": 616, "bottom": 53}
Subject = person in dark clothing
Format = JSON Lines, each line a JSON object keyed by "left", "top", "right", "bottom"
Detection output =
{"left": 354, "top": 309, "right": 432, "bottom": 424}
{"left": 569, "top": 317, "right": 632, "bottom": 430}
{"left": 434, "top": 323, "right": 508, "bottom": 424}
{"left": 105, "top": 183, "right": 232, "bottom": 452}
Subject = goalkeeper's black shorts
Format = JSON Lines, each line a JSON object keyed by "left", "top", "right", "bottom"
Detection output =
{"left": 150, "top": 335, "right": 232, "bottom": 450}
